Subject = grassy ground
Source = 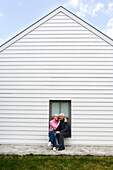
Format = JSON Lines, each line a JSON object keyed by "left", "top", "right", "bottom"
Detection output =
{"left": 0, "top": 154, "right": 113, "bottom": 170}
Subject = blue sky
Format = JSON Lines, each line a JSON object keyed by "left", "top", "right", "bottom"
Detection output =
{"left": 0, "top": 0, "right": 113, "bottom": 46}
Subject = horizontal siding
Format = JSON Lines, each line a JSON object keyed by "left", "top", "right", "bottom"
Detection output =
{"left": 12, "top": 38, "right": 107, "bottom": 42}
{"left": 1, "top": 54, "right": 113, "bottom": 58}
{"left": 0, "top": 110, "right": 113, "bottom": 114}
{"left": 0, "top": 73, "right": 113, "bottom": 77}
{"left": 4, "top": 47, "right": 113, "bottom": 50}
{"left": 0, "top": 86, "right": 113, "bottom": 90}
{"left": 2, "top": 50, "right": 113, "bottom": 54}
{"left": 0, "top": 98, "right": 113, "bottom": 102}
{"left": 0, "top": 113, "right": 113, "bottom": 118}
{"left": 0, "top": 12, "right": 113, "bottom": 145}
{"left": 1, "top": 135, "right": 113, "bottom": 140}
{"left": 0, "top": 57, "right": 113, "bottom": 61}
{"left": 0, "top": 81, "right": 113, "bottom": 84}
{"left": 10, "top": 42, "right": 111, "bottom": 46}
{"left": 0, "top": 70, "right": 113, "bottom": 74}
{"left": 0, "top": 66, "right": 113, "bottom": 70}
{"left": 1, "top": 131, "right": 113, "bottom": 136}
{"left": 0, "top": 61, "right": 113, "bottom": 65}
{"left": 28, "top": 30, "right": 100, "bottom": 35}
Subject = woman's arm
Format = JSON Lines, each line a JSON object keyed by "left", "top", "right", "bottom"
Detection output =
{"left": 50, "top": 120, "right": 60, "bottom": 129}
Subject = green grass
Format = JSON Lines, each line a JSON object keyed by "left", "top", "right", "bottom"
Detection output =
{"left": 0, "top": 155, "right": 113, "bottom": 170}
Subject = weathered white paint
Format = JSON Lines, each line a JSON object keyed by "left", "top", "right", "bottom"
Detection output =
{"left": 0, "top": 6, "right": 113, "bottom": 146}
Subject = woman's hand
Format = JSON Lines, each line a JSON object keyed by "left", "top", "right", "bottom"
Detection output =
{"left": 58, "top": 119, "right": 60, "bottom": 123}
{"left": 64, "top": 118, "right": 67, "bottom": 122}
{"left": 55, "top": 131, "right": 60, "bottom": 134}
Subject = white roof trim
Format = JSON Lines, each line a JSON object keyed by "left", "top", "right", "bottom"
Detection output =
{"left": 61, "top": 7, "right": 113, "bottom": 46}
{"left": 0, "top": 6, "right": 113, "bottom": 52}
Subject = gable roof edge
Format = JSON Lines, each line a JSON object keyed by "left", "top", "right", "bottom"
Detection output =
{"left": 0, "top": 6, "right": 63, "bottom": 52}
{"left": 0, "top": 6, "right": 113, "bottom": 52}
{"left": 61, "top": 6, "right": 113, "bottom": 46}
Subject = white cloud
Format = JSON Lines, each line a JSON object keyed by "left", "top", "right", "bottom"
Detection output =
{"left": 79, "top": 3, "right": 89, "bottom": 13}
{"left": 0, "top": 13, "right": 3, "bottom": 17}
{"left": 64, "top": 1, "right": 104, "bottom": 18}
{"left": 0, "top": 38, "right": 3, "bottom": 46}
{"left": 106, "top": 27, "right": 113, "bottom": 39}
{"left": 108, "top": 2, "right": 113, "bottom": 11}
{"left": 76, "top": 3, "right": 104, "bottom": 18}
{"left": 19, "top": 1, "right": 22, "bottom": 7}
{"left": 75, "top": 3, "right": 89, "bottom": 17}
{"left": 92, "top": 3, "right": 104, "bottom": 16}
{"left": 75, "top": 11, "right": 81, "bottom": 17}
{"left": 103, "top": 18, "right": 113, "bottom": 39}
{"left": 69, "top": 0, "right": 78, "bottom": 7}
{"left": 63, "top": 0, "right": 78, "bottom": 8}
{"left": 107, "top": 18, "right": 113, "bottom": 27}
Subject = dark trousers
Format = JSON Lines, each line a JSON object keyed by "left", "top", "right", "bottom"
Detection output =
{"left": 49, "top": 129, "right": 57, "bottom": 147}
{"left": 56, "top": 132, "right": 69, "bottom": 148}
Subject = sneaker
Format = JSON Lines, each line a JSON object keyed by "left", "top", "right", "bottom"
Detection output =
{"left": 53, "top": 147, "right": 56, "bottom": 151}
{"left": 58, "top": 147, "right": 65, "bottom": 151}
{"left": 48, "top": 142, "right": 52, "bottom": 146}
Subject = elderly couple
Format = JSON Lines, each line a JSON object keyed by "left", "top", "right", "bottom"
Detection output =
{"left": 48, "top": 113, "right": 70, "bottom": 151}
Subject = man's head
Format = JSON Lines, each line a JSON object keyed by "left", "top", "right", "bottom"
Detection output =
{"left": 53, "top": 114, "right": 59, "bottom": 121}
{"left": 59, "top": 113, "right": 64, "bottom": 120}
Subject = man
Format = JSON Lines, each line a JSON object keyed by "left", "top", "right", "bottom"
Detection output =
{"left": 55, "top": 113, "right": 71, "bottom": 151}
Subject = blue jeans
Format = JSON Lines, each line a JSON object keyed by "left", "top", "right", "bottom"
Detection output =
{"left": 49, "top": 129, "right": 57, "bottom": 147}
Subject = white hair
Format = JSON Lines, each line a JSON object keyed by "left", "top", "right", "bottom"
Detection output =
{"left": 54, "top": 113, "right": 59, "bottom": 117}
{"left": 59, "top": 113, "right": 64, "bottom": 116}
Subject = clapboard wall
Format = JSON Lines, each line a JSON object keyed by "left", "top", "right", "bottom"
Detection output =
{"left": 0, "top": 9, "right": 113, "bottom": 145}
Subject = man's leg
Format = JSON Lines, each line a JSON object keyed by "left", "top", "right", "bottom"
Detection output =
{"left": 58, "top": 133, "right": 64, "bottom": 148}
{"left": 58, "top": 132, "right": 70, "bottom": 149}
{"left": 56, "top": 134, "right": 60, "bottom": 145}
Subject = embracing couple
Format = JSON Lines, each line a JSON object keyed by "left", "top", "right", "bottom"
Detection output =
{"left": 48, "top": 113, "right": 71, "bottom": 151}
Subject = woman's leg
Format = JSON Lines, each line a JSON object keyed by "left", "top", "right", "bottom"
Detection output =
{"left": 53, "top": 132, "right": 57, "bottom": 148}
{"left": 49, "top": 130, "right": 57, "bottom": 148}
{"left": 49, "top": 129, "right": 54, "bottom": 144}
{"left": 49, "top": 131, "right": 51, "bottom": 142}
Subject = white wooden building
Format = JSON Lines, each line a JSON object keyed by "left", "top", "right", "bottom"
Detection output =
{"left": 0, "top": 6, "right": 113, "bottom": 146}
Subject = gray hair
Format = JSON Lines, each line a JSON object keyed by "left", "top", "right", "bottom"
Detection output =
{"left": 59, "top": 113, "right": 64, "bottom": 116}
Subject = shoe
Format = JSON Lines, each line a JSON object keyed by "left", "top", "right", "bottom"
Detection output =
{"left": 58, "top": 147, "right": 65, "bottom": 151}
{"left": 53, "top": 147, "right": 56, "bottom": 151}
{"left": 48, "top": 142, "right": 52, "bottom": 146}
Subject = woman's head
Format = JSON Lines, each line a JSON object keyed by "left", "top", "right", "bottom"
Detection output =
{"left": 53, "top": 114, "right": 59, "bottom": 120}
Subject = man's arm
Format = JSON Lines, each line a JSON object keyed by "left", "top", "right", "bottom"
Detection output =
{"left": 60, "top": 122, "right": 69, "bottom": 133}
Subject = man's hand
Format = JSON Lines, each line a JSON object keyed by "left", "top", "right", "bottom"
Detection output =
{"left": 55, "top": 131, "right": 60, "bottom": 134}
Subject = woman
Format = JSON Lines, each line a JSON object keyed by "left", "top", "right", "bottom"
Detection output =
{"left": 48, "top": 114, "right": 60, "bottom": 151}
